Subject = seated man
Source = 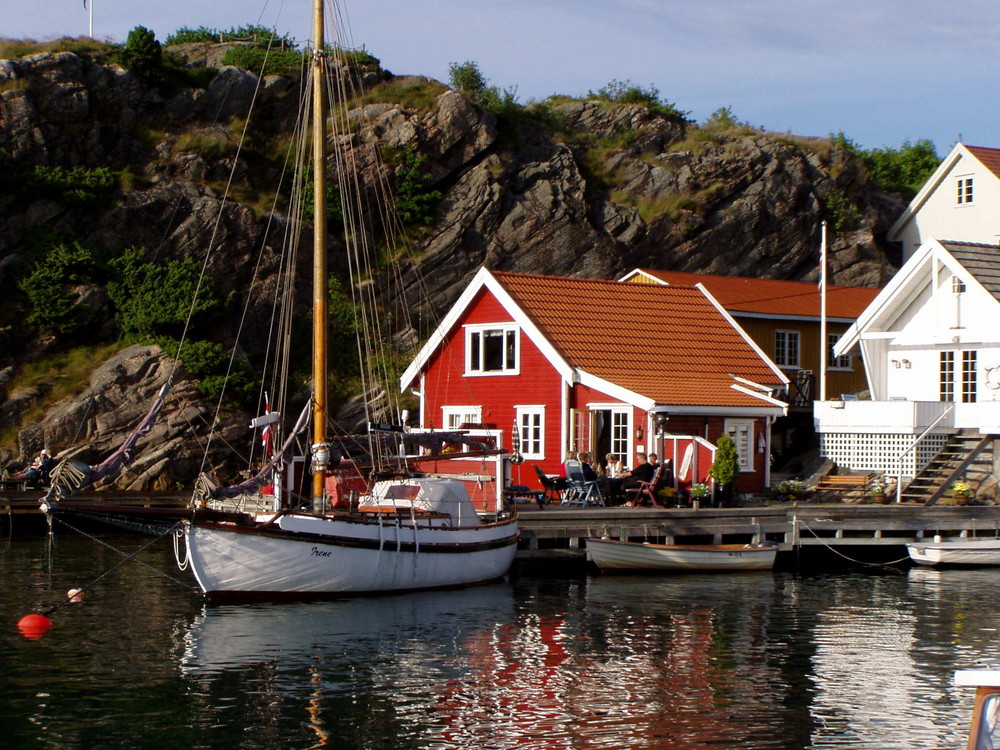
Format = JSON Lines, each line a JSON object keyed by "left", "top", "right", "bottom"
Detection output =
{"left": 10, "top": 449, "right": 54, "bottom": 485}
{"left": 622, "top": 453, "right": 662, "bottom": 506}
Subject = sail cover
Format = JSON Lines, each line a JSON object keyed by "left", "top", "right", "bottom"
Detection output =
{"left": 199, "top": 400, "right": 312, "bottom": 501}
{"left": 42, "top": 381, "right": 171, "bottom": 504}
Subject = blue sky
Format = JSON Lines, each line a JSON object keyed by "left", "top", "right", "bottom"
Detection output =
{"left": 6, "top": 0, "right": 999, "bottom": 154}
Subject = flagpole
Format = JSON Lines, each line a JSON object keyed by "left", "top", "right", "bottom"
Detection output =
{"left": 819, "top": 220, "right": 828, "bottom": 402}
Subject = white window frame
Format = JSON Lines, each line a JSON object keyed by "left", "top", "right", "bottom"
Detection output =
{"left": 515, "top": 405, "right": 545, "bottom": 460}
{"left": 582, "top": 404, "right": 632, "bottom": 462}
{"left": 442, "top": 405, "right": 482, "bottom": 430}
{"left": 724, "top": 419, "right": 755, "bottom": 473}
{"left": 962, "top": 350, "right": 978, "bottom": 404}
{"left": 827, "top": 333, "right": 851, "bottom": 370}
{"left": 774, "top": 329, "right": 801, "bottom": 368}
{"left": 957, "top": 175, "right": 974, "bottom": 205}
{"left": 465, "top": 324, "right": 519, "bottom": 376}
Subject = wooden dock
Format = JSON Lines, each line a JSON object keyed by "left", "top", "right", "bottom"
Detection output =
{"left": 512, "top": 503, "right": 1000, "bottom": 562}
{"left": 6, "top": 490, "right": 1000, "bottom": 566}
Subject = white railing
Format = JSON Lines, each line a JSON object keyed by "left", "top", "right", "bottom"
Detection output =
{"left": 814, "top": 400, "right": 954, "bottom": 434}
{"left": 894, "top": 405, "right": 955, "bottom": 503}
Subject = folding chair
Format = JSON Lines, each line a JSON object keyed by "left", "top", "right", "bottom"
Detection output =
{"left": 533, "top": 464, "right": 561, "bottom": 504}
{"left": 562, "top": 460, "right": 604, "bottom": 506}
{"left": 628, "top": 464, "right": 665, "bottom": 507}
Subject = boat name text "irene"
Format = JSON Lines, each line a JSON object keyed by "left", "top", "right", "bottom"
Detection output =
{"left": 311, "top": 547, "right": 333, "bottom": 557}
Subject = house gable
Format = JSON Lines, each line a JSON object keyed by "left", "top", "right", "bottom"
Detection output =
{"left": 889, "top": 144, "right": 1000, "bottom": 259}
{"left": 834, "top": 239, "right": 1000, "bottom": 400}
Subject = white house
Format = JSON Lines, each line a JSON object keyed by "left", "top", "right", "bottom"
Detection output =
{"left": 890, "top": 144, "right": 1000, "bottom": 261}
{"left": 814, "top": 239, "right": 1000, "bottom": 486}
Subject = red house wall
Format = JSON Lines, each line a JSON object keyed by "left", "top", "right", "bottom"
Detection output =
{"left": 420, "top": 289, "right": 566, "bottom": 486}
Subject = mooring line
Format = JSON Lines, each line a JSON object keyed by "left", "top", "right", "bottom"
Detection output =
{"left": 795, "top": 518, "right": 912, "bottom": 568}
{"left": 44, "top": 517, "right": 195, "bottom": 617}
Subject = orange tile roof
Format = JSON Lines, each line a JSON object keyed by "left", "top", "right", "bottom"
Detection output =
{"left": 492, "top": 271, "right": 783, "bottom": 409}
{"left": 631, "top": 269, "right": 880, "bottom": 319}
{"left": 966, "top": 146, "right": 1000, "bottom": 181}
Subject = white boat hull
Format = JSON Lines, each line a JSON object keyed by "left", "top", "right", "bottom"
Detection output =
{"left": 183, "top": 477, "right": 518, "bottom": 598}
{"left": 185, "top": 516, "right": 518, "bottom": 597}
{"left": 586, "top": 538, "right": 777, "bottom": 572}
{"left": 907, "top": 538, "right": 1000, "bottom": 567}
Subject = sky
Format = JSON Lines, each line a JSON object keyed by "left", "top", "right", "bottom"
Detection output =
{"left": 5, "top": 0, "right": 1000, "bottom": 154}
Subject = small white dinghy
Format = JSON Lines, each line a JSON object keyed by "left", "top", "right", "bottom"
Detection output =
{"left": 906, "top": 538, "right": 1000, "bottom": 567}
{"left": 586, "top": 537, "right": 777, "bottom": 572}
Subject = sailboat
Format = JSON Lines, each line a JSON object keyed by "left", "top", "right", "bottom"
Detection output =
{"left": 41, "top": 0, "right": 518, "bottom": 599}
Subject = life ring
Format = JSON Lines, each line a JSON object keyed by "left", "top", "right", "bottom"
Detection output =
{"left": 986, "top": 365, "right": 1000, "bottom": 390}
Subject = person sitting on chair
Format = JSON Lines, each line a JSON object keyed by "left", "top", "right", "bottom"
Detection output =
{"left": 622, "top": 453, "right": 660, "bottom": 506}
{"left": 578, "top": 452, "right": 598, "bottom": 482}
{"left": 604, "top": 453, "right": 627, "bottom": 504}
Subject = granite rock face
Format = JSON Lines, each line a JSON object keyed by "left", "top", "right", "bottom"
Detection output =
{"left": 0, "top": 47, "right": 905, "bottom": 487}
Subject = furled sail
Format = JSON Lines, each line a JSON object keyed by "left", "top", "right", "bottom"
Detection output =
{"left": 41, "top": 381, "right": 171, "bottom": 504}
{"left": 194, "top": 400, "right": 312, "bottom": 502}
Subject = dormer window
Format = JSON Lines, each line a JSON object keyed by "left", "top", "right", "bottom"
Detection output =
{"left": 957, "top": 176, "right": 974, "bottom": 205}
{"left": 466, "top": 324, "right": 519, "bottom": 374}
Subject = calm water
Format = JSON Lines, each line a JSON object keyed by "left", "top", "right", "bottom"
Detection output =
{"left": 1, "top": 531, "right": 996, "bottom": 750}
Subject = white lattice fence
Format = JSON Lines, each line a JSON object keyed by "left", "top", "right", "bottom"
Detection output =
{"left": 819, "top": 433, "right": 950, "bottom": 479}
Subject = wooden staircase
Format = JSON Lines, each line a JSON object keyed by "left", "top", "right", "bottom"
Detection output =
{"left": 899, "top": 430, "right": 996, "bottom": 505}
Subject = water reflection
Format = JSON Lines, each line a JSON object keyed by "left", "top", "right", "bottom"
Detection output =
{"left": 3, "top": 534, "right": 994, "bottom": 749}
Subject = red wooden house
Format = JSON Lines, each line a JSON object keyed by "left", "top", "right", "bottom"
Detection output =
{"left": 400, "top": 268, "right": 788, "bottom": 496}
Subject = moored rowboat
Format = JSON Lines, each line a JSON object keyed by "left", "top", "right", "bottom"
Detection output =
{"left": 906, "top": 538, "right": 1000, "bottom": 567}
{"left": 586, "top": 537, "right": 777, "bottom": 572}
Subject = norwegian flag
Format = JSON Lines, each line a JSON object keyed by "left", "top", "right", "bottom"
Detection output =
{"left": 261, "top": 394, "right": 273, "bottom": 457}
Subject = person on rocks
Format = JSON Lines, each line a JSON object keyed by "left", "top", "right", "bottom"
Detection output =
{"left": 9, "top": 449, "right": 54, "bottom": 485}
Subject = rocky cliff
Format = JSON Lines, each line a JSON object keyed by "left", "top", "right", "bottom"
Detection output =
{"left": 0, "top": 44, "right": 906, "bottom": 488}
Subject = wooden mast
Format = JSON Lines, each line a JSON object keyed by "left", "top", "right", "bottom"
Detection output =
{"left": 311, "top": 0, "right": 329, "bottom": 504}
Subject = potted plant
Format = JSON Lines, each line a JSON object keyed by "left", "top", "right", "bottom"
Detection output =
{"left": 690, "top": 483, "right": 710, "bottom": 509}
{"left": 952, "top": 480, "right": 972, "bottom": 505}
{"left": 776, "top": 480, "right": 803, "bottom": 503}
{"left": 708, "top": 434, "right": 740, "bottom": 507}
{"left": 869, "top": 479, "right": 886, "bottom": 504}
{"left": 656, "top": 486, "right": 678, "bottom": 506}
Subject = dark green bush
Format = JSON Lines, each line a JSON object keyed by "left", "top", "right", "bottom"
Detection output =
{"left": 221, "top": 46, "right": 304, "bottom": 77}
{"left": 21, "top": 164, "right": 117, "bottom": 207}
{"left": 167, "top": 24, "right": 297, "bottom": 50}
{"left": 392, "top": 149, "right": 441, "bottom": 226}
{"left": 121, "top": 26, "right": 162, "bottom": 82}
{"left": 588, "top": 79, "right": 690, "bottom": 123}
{"left": 107, "top": 247, "right": 226, "bottom": 336}
{"left": 19, "top": 241, "right": 101, "bottom": 335}
{"left": 157, "top": 336, "right": 257, "bottom": 407}
{"left": 166, "top": 26, "right": 220, "bottom": 45}
{"left": 448, "top": 61, "right": 487, "bottom": 95}
{"left": 831, "top": 132, "right": 940, "bottom": 197}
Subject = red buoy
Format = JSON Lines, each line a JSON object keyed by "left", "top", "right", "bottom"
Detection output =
{"left": 18, "top": 613, "right": 52, "bottom": 639}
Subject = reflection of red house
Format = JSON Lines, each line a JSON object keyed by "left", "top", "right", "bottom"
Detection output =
{"left": 401, "top": 268, "right": 788, "bottom": 493}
